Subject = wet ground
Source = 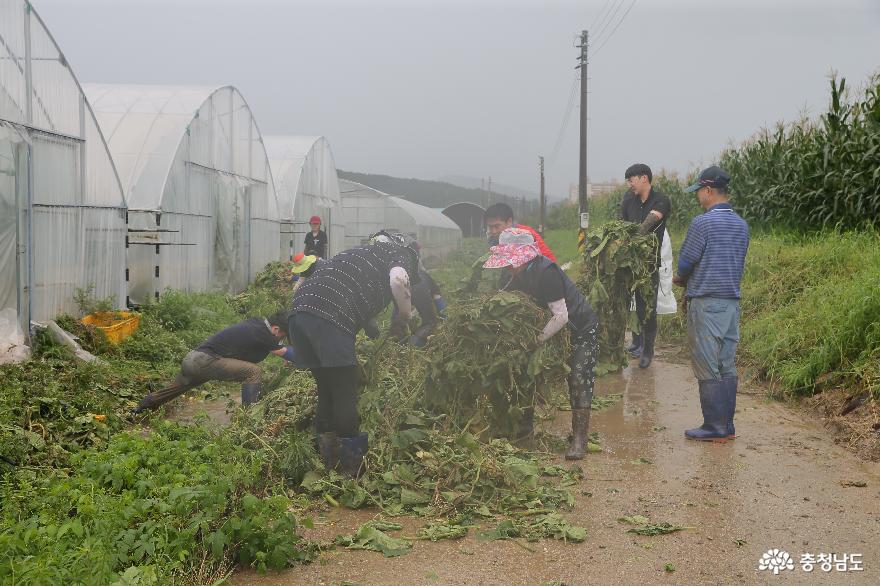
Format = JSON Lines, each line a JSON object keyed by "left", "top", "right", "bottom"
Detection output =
{"left": 166, "top": 389, "right": 237, "bottom": 426}
{"left": 229, "top": 350, "right": 879, "bottom": 586}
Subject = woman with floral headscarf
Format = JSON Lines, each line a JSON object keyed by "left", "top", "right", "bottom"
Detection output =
{"left": 483, "top": 227, "right": 600, "bottom": 459}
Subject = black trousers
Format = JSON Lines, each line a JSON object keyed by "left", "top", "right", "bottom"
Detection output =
{"left": 568, "top": 326, "right": 599, "bottom": 409}
{"left": 635, "top": 270, "right": 660, "bottom": 357}
{"left": 312, "top": 366, "right": 360, "bottom": 437}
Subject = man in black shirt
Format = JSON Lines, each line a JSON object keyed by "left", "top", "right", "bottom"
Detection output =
{"left": 484, "top": 228, "right": 600, "bottom": 460}
{"left": 132, "top": 311, "right": 295, "bottom": 413}
{"left": 303, "top": 215, "right": 327, "bottom": 258}
{"left": 620, "top": 164, "right": 672, "bottom": 368}
{"left": 289, "top": 233, "right": 419, "bottom": 476}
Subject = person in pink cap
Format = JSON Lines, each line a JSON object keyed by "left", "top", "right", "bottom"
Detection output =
{"left": 483, "top": 227, "right": 600, "bottom": 460}
{"left": 304, "top": 215, "right": 327, "bottom": 258}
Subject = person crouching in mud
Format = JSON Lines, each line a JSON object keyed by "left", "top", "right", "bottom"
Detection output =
{"left": 132, "top": 311, "right": 296, "bottom": 413}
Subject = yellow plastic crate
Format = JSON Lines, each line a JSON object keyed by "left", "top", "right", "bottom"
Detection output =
{"left": 81, "top": 311, "right": 141, "bottom": 345}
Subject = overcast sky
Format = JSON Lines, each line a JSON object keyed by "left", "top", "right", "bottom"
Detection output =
{"left": 36, "top": 0, "right": 880, "bottom": 199}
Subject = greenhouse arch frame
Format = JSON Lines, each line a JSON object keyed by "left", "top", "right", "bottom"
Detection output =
{"left": 263, "top": 135, "right": 344, "bottom": 260}
{"left": 85, "top": 84, "right": 281, "bottom": 304}
{"left": 1, "top": 0, "right": 127, "bottom": 336}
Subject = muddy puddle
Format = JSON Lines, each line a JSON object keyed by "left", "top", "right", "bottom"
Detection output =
{"left": 231, "top": 352, "right": 879, "bottom": 586}
{"left": 164, "top": 389, "right": 238, "bottom": 427}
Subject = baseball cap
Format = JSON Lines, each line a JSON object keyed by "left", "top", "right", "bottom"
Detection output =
{"left": 684, "top": 166, "right": 731, "bottom": 193}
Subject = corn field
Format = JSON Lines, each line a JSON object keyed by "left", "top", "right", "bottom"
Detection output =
{"left": 720, "top": 75, "right": 880, "bottom": 230}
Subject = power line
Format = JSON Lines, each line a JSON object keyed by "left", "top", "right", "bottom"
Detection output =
{"left": 589, "top": 0, "right": 615, "bottom": 32}
{"left": 547, "top": 76, "right": 579, "bottom": 166}
{"left": 590, "top": 0, "right": 626, "bottom": 47}
{"left": 590, "top": 0, "right": 623, "bottom": 44}
{"left": 592, "top": 0, "right": 638, "bottom": 57}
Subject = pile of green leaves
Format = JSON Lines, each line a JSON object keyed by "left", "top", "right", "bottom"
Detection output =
{"left": 333, "top": 520, "right": 411, "bottom": 557}
{"left": 578, "top": 221, "right": 657, "bottom": 374}
{"left": 0, "top": 357, "right": 143, "bottom": 468}
{"left": 423, "top": 291, "right": 571, "bottom": 438}
{"left": 229, "top": 262, "right": 295, "bottom": 318}
{"left": 253, "top": 260, "right": 296, "bottom": 289}
{"left": 197, "top": 327, "right": 589, "bottom": 562}
{"left": 252, "top": 320, "right": 586, "bottom": 537}
{"left": 0, "top": 421, "right": 318, "bottom": 584}
{"left": 479, "top": 512, "right": 587, "bottom": 543}
{"left": 618, "top": 515, "right": 688, "bottom": 536}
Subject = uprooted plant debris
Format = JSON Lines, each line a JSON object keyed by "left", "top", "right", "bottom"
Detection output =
{"left": 424, "top": 290, "right": 571, "bottom": 439}
{"left": 243, "top": 290, "right": 589, "bottom": 552}
{"left": 578, "top": 220, "right": 657, "bottom": 375}
{"left": 1, "top": 263, "right": 593, "bottom": 582}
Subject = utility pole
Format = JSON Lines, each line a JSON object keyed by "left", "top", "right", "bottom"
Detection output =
{"left": 577, "top": 29, "right": 589, "bottom": 249}
{"left": 539, "top": 156, "right": 546, "bottom": 236}
{"left": 488, "top": 176, "right": 493, "bottom": 206}
{"left": 481, "top": 178, "right": 487, "bottom": 208}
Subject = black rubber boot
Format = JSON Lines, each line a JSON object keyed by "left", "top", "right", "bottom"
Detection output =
{"left": 514, "top": 406, "right": 535, "bottom": 449}
{"left": 626, "top": 333, "right": 642, "bottom": 357}
{"left": 318, "top": 432, "right": 339, "bottom": 471}
{"left": 722, "top": 376, "right": 738, "bottom": 438}
{"left": 338, "top": 432, "right": 368, "bottom": 478}
{"left": 639, "top": 325, "right": 655, "bottom": 368}
{"left": 565, "top": 408, "right": 591, "bottom": 460}
{"left": 241, "top": 383, "right": 262, "bottom": 407}
{"left": 685, "top": 380, "right": 729, "bottom": 442}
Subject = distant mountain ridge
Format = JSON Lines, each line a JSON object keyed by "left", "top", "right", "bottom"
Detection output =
{"left": 438, "top": 175, "right": 537, "bottom": 201}
{"left": 337, "top": 170, "right": 540, "bottom": 216}
{"left": 439, "top": 175, "right": 567, "bottom": 204}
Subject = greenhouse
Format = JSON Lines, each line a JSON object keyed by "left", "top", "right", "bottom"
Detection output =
{"left": 339, "top": 179, "right": 390, "bottom": 249}
{"left": 1, "top": 0, "right": 127, "bottom": 334}
{"left": 263, "top": 135, "right": 344, "bottom": 260}
{"left": 339, "top": 179, "right": 461, "bottom": 260}
{"left": 85, "top": 84, "right": 281, "bottom": 303}
{"left": 442, "top": 201, "right": 486, "bottom": 237}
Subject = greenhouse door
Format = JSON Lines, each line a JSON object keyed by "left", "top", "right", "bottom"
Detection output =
{"left": 0, "top": 128, "right": 29, "bottom": 334}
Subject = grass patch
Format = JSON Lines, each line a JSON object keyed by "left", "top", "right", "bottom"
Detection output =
{"left": 739, "top": 230, "right": 880, "bottom": 397}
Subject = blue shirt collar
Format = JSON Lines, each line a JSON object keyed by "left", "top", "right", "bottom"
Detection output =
{"left": 708, "top": 203, "right": 733, "bottom": 211}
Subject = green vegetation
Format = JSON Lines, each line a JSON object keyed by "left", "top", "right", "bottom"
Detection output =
{"left": 424, "top": 291, "right": 571, "bottom": 438}
{"left": 565, "top": 202, "right": 880, "bottom": 401}
{"left": 2, "top": 257, "right": 593, "bottom": 583}
{"left": 73, "top": 284, "right": 116, "bottom": 316}
{"left": 1, "top": 422, "right": 317, "bottom": 584}
{"left": 1, "top": 274, "right": 303, "bottom": 583}
{"left": 721, "top": 75, "right": 880, "bottom": 231}
{"left": 578, "top": 221, "right": 657, "bottom": 374}
{"left": 298, "top": 324, "right": 586, "bottom": 519}
{"left": 739, "top": 231, "right": 880, "bottom": 398}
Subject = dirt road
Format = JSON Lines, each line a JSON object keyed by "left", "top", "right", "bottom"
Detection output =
{"left": 233, "top": 351, "right": 879, "bottom": 585}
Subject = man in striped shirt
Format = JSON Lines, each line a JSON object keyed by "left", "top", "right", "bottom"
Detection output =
{"left": 289, "top": 233, "right": 419, "bottom": 476}
{"left": 674, "top": 166, "right": 750, "bottom": 442}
